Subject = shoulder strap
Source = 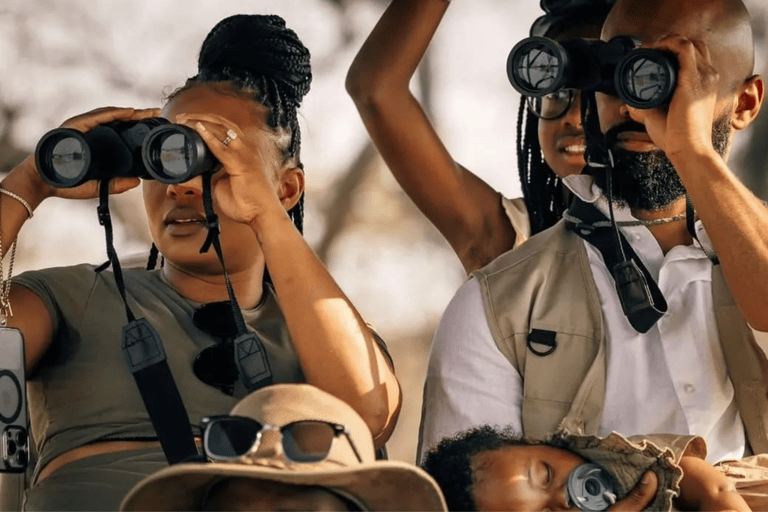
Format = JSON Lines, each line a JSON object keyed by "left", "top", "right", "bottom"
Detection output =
{"left": 566, "top": 198, "right": 667, "bottom": 333}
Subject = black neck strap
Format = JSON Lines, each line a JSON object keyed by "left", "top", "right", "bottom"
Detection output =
{"left": 98, "top": 181, "right": 198, "bottom": 465}
{"left": 199, "top": 174, "right": 273, "bottom": 397}
{"left": 566, "top": 197, "right": 668, "bottom": 333}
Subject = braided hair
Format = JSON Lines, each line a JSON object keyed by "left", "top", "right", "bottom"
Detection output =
{"left": 177, "top": 14, "right": 311, "bottom": 233}
{"left": 516, "top": 2, "right": 613, "bottom": 235}
{"left": 149, "top": 14, "right": 312, "bottom": 270}
{"left": 516, "top": 96, "right": 566, "bottom": 235}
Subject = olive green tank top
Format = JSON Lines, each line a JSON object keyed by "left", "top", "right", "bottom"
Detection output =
{"left": 15, "top": 264, "right": 306, "bottom": 479}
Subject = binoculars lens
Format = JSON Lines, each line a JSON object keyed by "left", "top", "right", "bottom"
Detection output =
{"left": 159, "top": 133, "right": 191, "bottom": 179}
{"left": 508, "top": 37, "right": 569, "bottom": 96}
{"left": 35, "top": 129, "right": 91, "bottom": 188}
{"left": 615, "top": 49, "right": 677, "bottom": 109}
{"left": 527, "top": 89, "right": 578, "bottom": 120}
{"left": 142, "top": 125, "right": 219, "bottom": 184}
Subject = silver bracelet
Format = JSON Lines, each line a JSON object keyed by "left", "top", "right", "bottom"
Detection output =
{"left": 0, "top": 188, "right": 33, "bottom": 219}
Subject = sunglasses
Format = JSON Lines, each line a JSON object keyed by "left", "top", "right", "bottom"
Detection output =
{"left": 526, "top": 89, "right": 579, "bottom": 120}
{"left": 200, "top": 415, "right": 364, "bottom": 464}
{"left": 193, "top": 301, "right": 240, "bottom": 395}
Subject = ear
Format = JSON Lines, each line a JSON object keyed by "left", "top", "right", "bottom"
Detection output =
{"left": 732, "top": 74, "right": 764, "bottom": 130}
{"left": 277, "top": 166, "right": 305, "bottom": 211}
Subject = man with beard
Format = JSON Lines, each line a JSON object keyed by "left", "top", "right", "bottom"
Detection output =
{"left": 419, "top": 0, "right": 768, "bottom": 476}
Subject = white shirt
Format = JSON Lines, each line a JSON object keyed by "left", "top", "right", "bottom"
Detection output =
{"left": 419, "top": 176, "right": 766, "bottom": 464}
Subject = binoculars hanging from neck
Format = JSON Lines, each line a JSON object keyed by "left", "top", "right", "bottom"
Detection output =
{"left": 34, "top": 118, "right": 219, "bottom": 188}
{"left": 507, "top": 35, "right": 677, "bottom": 110}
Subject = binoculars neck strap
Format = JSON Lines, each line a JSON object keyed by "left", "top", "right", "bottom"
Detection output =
{"left": 566, "top": 197, "right": 668, "bottom": 334}
{"left": 97, "top": 180, "right": 198, "bottom": 465}
{"left": 198, "top": 174, "right": 274, "bottom": 397}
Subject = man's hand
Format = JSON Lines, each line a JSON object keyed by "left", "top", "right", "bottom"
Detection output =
{"left": 626, "top": 34, "right": 720, "bottom": 165}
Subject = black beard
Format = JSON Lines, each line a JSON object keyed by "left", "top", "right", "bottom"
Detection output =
{"left": 587, "top": 115, "right": 731, "bottom": 211}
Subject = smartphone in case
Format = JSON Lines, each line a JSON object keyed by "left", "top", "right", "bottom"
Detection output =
{"left": 0, "top": 327, "right": 28, "bottom": 472}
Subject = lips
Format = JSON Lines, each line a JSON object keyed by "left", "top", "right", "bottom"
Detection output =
{"left": 164, "top": 207, "right": 205, "bottom": 226}
{"left": 617, "top": 132, "right": 653, "bottom": 144}
{"left": 557, "top": 136, "right": 586, "bottom": 155}
{"left": 615, "top": 132, "right": 659, "bottom": 151}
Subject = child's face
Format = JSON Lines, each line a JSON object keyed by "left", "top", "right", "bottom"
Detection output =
{"left": 471, "top": 445, "right": 585, "bottom": 511}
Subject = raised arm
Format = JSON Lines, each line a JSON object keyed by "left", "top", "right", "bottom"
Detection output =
{"left": 346, "top": 0, "right": 516, "bottom": 273}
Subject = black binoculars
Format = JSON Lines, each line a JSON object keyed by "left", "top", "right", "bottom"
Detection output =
{"left": 34, "top": 118, "right": 219, "bottom": 188}
{"left": 507, "top": 36, "right": 677, "bottom": 110}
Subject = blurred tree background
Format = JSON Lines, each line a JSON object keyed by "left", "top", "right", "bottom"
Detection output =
{"left": 1, "top": 0, "right": 766, "bottom": 464}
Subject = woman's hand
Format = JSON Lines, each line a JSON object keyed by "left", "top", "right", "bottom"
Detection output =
{"left": 175, "top": 112, "right": 293, "bottom": 228}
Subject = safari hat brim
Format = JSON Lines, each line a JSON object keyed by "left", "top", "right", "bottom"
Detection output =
{"left": 120, "top": 457, "right": 446, "bottom": 511}
{"left": 120, "top": 384, "right": 446, "bottom": 511}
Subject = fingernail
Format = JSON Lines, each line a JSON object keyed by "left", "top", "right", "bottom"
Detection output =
{"left": 196, "top": 122, "right": 206, "bottom": 132}
{"left": 642, "top": 472, "right": 652, "bottom": 484}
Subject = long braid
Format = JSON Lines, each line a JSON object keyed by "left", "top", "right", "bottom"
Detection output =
{"left": 516, "top": 96, "right": 532, "bottom": 214}
{"left": 518, "top": 98, "right": 566, "bottom": 235}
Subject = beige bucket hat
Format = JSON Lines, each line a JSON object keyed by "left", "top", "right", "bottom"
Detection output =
{"left": 120, "top": 383, "right": 446, "bottom": 511}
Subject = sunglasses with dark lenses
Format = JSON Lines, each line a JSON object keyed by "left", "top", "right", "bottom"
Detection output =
{"left": 192, "top": 301, "right": 240, "bottom": 395}
{"left": 200, "top": 415, "right": 363, "bottom": 464}
{"left": 526, "top": 89, "right": 579, "bottom": 120}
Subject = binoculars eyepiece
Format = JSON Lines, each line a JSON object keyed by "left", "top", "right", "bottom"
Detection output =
{"left": 507, "top": 36, "right": 677, "bottom": 110}
{"left": 35, "top": 118, "right": 220, "bottom": 188}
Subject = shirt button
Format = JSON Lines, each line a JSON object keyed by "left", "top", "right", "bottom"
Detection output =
{"left": 683, "top": 384, "right": 696, "bottom": 394}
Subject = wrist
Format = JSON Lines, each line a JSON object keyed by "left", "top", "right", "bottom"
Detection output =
{"left": 249, "top": 207, "right": 297, "bottom": 244}
{"left": 2, "top": 156, "right": 52, "bottom": 212}
{"left": 667, "top": 144, "right": 723, "bottom": 179}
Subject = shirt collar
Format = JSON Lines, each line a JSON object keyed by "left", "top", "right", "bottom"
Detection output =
{"left": 561, "top": 173, "right": 715, "bottom": 262}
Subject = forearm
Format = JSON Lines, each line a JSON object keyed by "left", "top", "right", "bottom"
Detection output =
{"left": 347, "top": 0, "right": 515, "bottom": 272}
{"left": 346, "top": 0, "right": 448, "bottom": 102}
{"left": 673, "top": 149, "right": 768, "bottom": 330}
{"left": 677, "top": 456, "right": 750, "bottom": 511}
{"left": 251, "top": 212, "right": 401, "bottom": 445}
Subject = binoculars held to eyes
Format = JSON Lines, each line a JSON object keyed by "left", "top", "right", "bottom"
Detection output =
{"left": 507, "top": 36, "right": 677, "bottom": 110}
{"left": 35, "top": 118, "right": 219, "bottom": 188}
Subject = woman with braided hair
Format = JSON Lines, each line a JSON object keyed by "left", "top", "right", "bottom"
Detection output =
{"left": 347, "top": 0, "right": 612, "bottom": 273}
{"left": 347, "top": 0, "right": 613, "bottom": 464}
{"left": 0, "top": 14, "right": 399, "bottom": 510}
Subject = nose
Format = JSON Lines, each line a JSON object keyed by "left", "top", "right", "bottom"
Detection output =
{"left": 563, "top": 92, "right": 583, "bottom": 128}
{"left": 618, "top": 98, "right": 632, "bottom": 119}
{"left": 166, "top": 174, "right": 204, "bottom": 198}
{"left": 553, "top": 482, "right": 572, "bottom": 511}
